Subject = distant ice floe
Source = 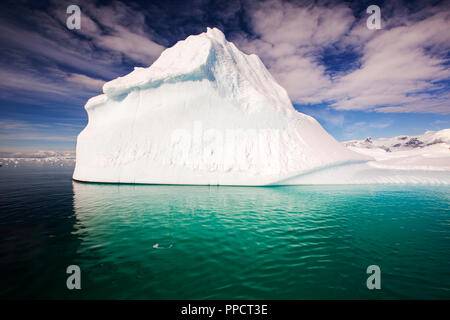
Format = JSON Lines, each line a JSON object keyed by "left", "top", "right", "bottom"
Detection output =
{"left": 0, "top": 151, "right": 75, "bottom": 167}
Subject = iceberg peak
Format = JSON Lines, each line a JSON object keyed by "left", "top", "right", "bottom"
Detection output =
{"left": 100, "top": 27, "right": 295, "bottom": 115}
{"left": 205, "top": 27, "right": 226, "bottom": 42}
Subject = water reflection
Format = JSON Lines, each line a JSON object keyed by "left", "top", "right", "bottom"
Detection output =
{"left": 71, "top": 181, "right": 450, "bottom": 299}
{"left": 72, "top": 182, "right": 317, "bottom": 254}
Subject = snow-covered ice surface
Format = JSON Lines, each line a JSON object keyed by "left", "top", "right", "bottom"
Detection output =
{"left": 73, "top": 27, "right": 449, "bottom": 185}
{"left": 343, "top": 129, "right": 450, "bottom": 172}
{"left": 282, "top": 129, "right": 449, "bottom": 185}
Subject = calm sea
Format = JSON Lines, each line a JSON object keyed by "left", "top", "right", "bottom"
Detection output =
{"left": 0, "top": 164, "right": 449, "bottom": 299}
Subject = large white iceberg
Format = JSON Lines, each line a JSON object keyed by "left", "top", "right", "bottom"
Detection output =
{"left": 73, "top": 28, "right": 449, "bottom": 185}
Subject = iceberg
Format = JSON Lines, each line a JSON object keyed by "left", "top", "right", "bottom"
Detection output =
{"left": 73, "top": 27, "right": 366, "bottom": 185}
{"left": 73, "top": 27, "right": 449, "bottom": 185}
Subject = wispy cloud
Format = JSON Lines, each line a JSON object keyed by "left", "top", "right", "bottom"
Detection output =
{"left": 235, "top": 0, "right": 354, "bottom": 103}
{"left": 71, "top": 1, "right": 166, "bottom": 64}
{"left": 2, "top": 0, "right": 448, "bottom": 114}
{"left": 0, "top": 0, "right": 166, "bottom": 103}
{"left": 66, "top": 73, "right": 105, "bottom": 91}
{"left": 235, "top": 0, "right": 450, "bottom": 114}
{"left": 0, "top": 119, "right": 77, "bottom": 144}
{"left": 341, "top": 119, "right": 394, "bottom": 140}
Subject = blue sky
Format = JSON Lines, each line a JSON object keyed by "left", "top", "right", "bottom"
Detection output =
{"left": 0, "top": 0, "right": 449, "bottom": 152}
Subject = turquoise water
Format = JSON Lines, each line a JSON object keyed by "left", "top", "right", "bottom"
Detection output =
{"left": 0, "top": 164, "right": 449, "bottom": 299}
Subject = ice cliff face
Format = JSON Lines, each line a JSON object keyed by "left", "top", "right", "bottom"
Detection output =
{"left": 73, "top": 27, "right": 366, "bottom": 185}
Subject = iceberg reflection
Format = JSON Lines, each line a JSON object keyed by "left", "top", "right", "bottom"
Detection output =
{"left": 71, "top": 181, "right": 450, "bottom": 299}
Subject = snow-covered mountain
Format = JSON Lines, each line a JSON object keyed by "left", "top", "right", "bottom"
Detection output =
{"left": 73, "top": 27, "right": 366, "bottom": 185}
{"left": 344, "top": 129, "right": 450, "bottom": 152}
{"left": 343, "top": 129, "right": 450, "bottom": 172}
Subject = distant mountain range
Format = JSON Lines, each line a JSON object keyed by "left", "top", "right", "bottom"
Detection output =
{"left": 344, "top": 129, "right": 450, "bottom": 152}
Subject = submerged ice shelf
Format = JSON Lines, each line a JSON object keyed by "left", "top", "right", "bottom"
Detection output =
{"left": 73, "top": 28, "right": 450, "bottom": 185}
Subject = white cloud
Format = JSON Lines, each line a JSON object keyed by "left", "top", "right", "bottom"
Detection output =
{"left": 0, "top": 0, "right": 448, "bottom": 116}
{"left": 340, "top": 119, "right": 394, "bottom": 140}
{"left": 0, "top": 66, "right": 105, "bottom": 104}
{"left": 0, "top": 0, "right": 166, "bottom": 98}
{"left": 66, "top": 73, "right": 105, "bottom": 91}
{"left": 234, "top": 0, "right": 450, "bottom": 114}
{"left": 77, "top": 1, "right": 166, "bottom": 65}
{"left": 235, "top": 0, "right": 355, "bottom": 103}
{"left": 328, "top": 9, "right": 450, "bottom": 113}
{"left": 0, "top": 0, "right": 168, "bottom": 105}
{"left": 0, "top": 120, "right": 76, "bottom": 143}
